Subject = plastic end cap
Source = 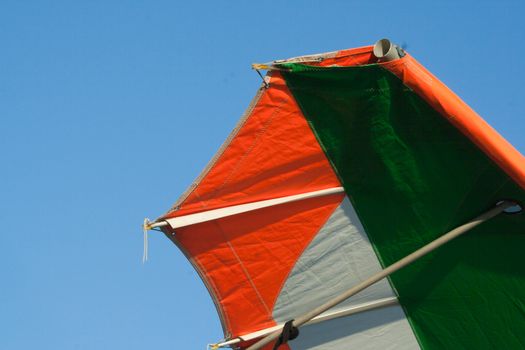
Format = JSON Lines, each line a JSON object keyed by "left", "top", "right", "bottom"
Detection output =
{"left": 373, "top": 38, "right": 400, "bottom": 62}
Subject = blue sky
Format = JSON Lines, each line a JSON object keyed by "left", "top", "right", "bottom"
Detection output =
{"left": 1, "top": 1, "right": 524, "bottom": 349}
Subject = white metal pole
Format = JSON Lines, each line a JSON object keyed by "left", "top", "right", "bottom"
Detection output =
{"left": 144, "top": 187, "right": 345, "bottom": 231}
{"left": 247, "top": 200, "right": 514, "bottom": 350}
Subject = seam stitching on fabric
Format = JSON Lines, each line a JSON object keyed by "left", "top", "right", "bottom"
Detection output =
{"left": 227, "top": 240, "right": 273, "bottom": 316}
{"left": 202, "top": 97, "right": 284, "bottom": 206}
{"left": 213, "top": 219, "right": 273, "bottom": 319}
{"left": 160, "top": 75, "right": 271, "bottom": 219}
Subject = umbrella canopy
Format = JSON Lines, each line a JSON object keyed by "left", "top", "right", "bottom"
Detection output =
{"left": 151, "top": 42, "right": 525, "bottom": 349}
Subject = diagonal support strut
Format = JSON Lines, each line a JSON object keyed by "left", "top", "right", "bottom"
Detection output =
{"left": 247, "top": 200, "right": 516, "bottom": 350}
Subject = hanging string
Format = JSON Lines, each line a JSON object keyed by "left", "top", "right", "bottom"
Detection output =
{"left": 143, "top": 218, "right": 150, "bottom": 263}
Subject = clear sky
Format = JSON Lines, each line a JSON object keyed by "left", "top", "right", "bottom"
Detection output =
{"left": 1, "top": 1, "right": 524, "bottom": 349}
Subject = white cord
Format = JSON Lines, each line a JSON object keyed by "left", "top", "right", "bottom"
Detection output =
{"left": 143, "top": 218, "right": 150, "bottom": 263}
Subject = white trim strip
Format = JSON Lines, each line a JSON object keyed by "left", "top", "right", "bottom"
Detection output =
{"left": 213, "top": 297, "right": 399, "bottom": 347}
{"left": 164, "top": 187, "right": 344, "bottom": 229}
